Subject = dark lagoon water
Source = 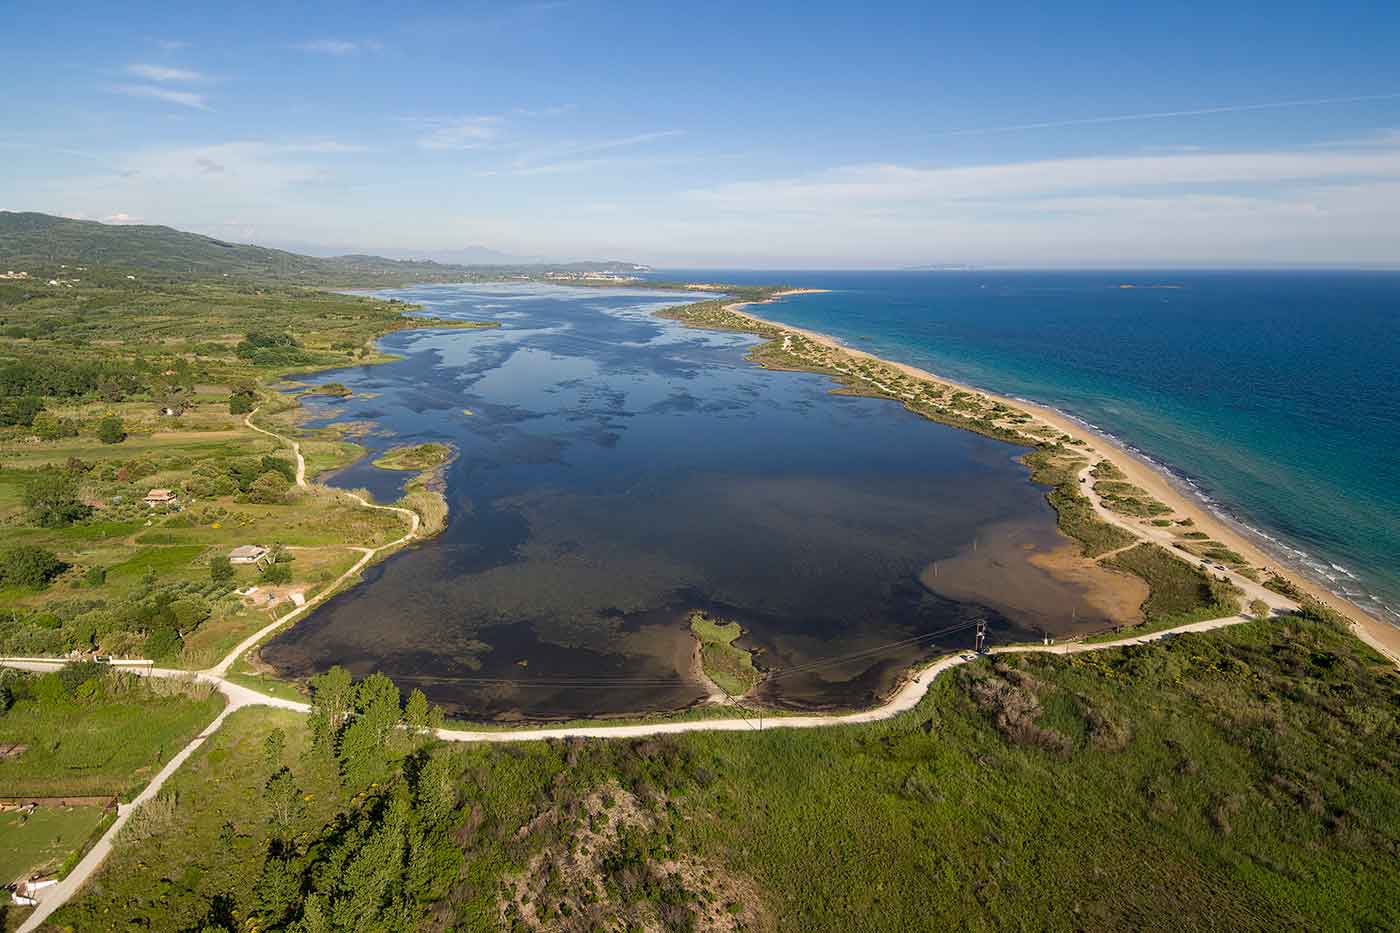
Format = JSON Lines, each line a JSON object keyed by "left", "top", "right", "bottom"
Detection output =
{"left": 662, "top": 270, "right": 1400, "bottom": 628}
{"left": 264, "top": 283, "right": 1116, "bottom": 720}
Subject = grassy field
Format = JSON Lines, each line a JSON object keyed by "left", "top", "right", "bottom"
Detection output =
{"left": 52, "top": 615, "right": 1400, "bottom": 931}
{"left": 1096, "top": 543, "right": 1243, "bottom": 640}
{"left": 0, "top": 667, "right": 223, "bottom": 799}
{"left": 689, "top": 611, "right": 761, "bottom": 697}
{"left": 0, "top": 394, "right": 412, "bottom": 663}
{"left": 0, "top": 805, "right": 109, "bottom": 883}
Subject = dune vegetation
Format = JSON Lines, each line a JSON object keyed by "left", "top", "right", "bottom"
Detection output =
{"left": 44, "top": 612, "right": 1400, "bottom": 931}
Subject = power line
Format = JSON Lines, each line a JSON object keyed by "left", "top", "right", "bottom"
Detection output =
{"left": 375, "top": 618, "right": 984, "bottom": 690}
{"left": 766, "top": 619, "right": 981, "bottom": 681}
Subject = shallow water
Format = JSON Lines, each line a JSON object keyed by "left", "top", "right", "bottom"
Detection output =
{"left": 666, "top": 270, "right": 1400, "bottom": 627}
{"left": 264, "top": 283, "right": 1114, "bottom": 720}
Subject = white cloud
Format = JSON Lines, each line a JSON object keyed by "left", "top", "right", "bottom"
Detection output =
{"left": 154, "top": 39, "right": 189, "bottom": 51}
{"left": 16, "top": 130, "right": 1400, "bottom": 268}
{"left": 126, "top": 63, "right": 203, "bottom": 82}
{"left": 294, "top": 39, "right": 380, "bottom": 55}
{"left": 416, "top": 117, "right": 501, "bottom": 151}
{"left": 686, "top": 145, "right": 1400, "bottom": 212}
{"left": 930, "top": 93, "right": 1400, "bottom": 138}
{"left": 507, "top": 129, "right": 684, "bottom": 174}
{"left": 106, "top": 83, "right": 209, "bottom": 110}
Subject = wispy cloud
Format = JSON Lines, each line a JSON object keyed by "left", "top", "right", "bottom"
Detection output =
{"left": 294, "top": 39, "right": 381, "bottom": 55}
{"left": 932, "top": 93, "right": 1400, "bottom": 138}
{"left": 508, "top": 129, "right": 684, "bottom": 173}
{"left": 106, "top": 83, "right": 210, "bottom": 110}
{"left": 416, "top": 116, "right": 501, "bottom": 151}
{"left": 154, "top": 39, "right": 189, "bottom": 51}
{"left": 558, "top": 129, "right": 684, "bottom": 157}
{"left": 126, "top": 63, "right": 203, "bottom": 82}
{"left": 687, "top": 143, "right": 1400, "bottom": 211}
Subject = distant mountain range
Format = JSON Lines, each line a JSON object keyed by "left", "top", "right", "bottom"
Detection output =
{"left": 279, "top": 241, "right": 546, "bottom": 266}
{"left": 0, "top": 212, "right": 649, "bottom": 283}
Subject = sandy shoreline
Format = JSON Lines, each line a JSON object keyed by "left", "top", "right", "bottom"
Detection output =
{"left": 725, "top": 294, "right": 1400, "bottom": 664}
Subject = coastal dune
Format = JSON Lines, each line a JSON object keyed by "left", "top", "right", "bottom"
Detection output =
{"left": 727, "top": 295, "right": 1400, "bottom": 665}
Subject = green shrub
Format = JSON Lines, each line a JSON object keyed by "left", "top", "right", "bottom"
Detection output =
{"left": 210, "top": 555, "right": 234, "bottom": 584}
{"left": 0, "top": 545, "right": 69, "bottom": 588}
{"left": 229, "top": 383, "right": 258, "bottom": 414}
{"left": 22, "top": 468, "right": 93, "bottom": 527}
{"left": 0, "top": 395, "right": 44, "bottom": 427}
{"left": 261, "top": 561, "right": 292, "bottom": 585}
{"left": 246, "top": 471, "right": 291, "bottom": 505}
{"left": 96, "top": 414, "right": 127, "bottom": 444}
{"left": 32, "top": 672, "right": 67, "bottom": 704}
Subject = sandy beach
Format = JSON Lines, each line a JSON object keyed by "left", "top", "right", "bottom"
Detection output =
{"left": 725, "top": 295, "right": 1400, "bottom": 665}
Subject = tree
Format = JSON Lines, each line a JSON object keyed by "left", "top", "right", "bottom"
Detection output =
{"left": 246, "top": 471, "right": 291, "bottom": 505}
{"left": 261, "top": 560, "right": 292, "bottom": 585}
{"left": 228, "top": 381, "right": 258, "bottom": 415}
{"left": 404, "top": 689, "right": 443, "bottom": 746}
{"left": 0, "top": 395, "right": 44, "bottom": 427}
{"left": 0, "top": 545, "right": 69, "bottom": 589}
{"left": 411, "top": 753, "right": 458, "bottom": 830}
{"left": 356, "top": 673, "right": 403, "bottom": 745}
{"left": 338, "top": 673, "right": 403, "bottom": 786}
{"left": 209, "top": 555, "right": 234, "bottom": 584}
{"left": 1249, "top": 598, "right": 1272, "bottom": 620}
{"left": 263, "top": 728, "right": 286, "bottom": 770}
{"left": 252, "top": 853, "right": 303, "bottom": 928}
{"left": 23, "top": 469, "right": 92, "bottom": 527}
{"left": 31, "top": 412, "right": 61, "bottom": 440}
{"left": 265, "top": 767, "right": 303, "bottom": 828}
{"left": 96, "top": 415, "right": 127, "bottom": 444}
{"left": 308, "top": 666, "right": 355, "bottom": 753}
{"left": 337, "top": 719, "right": 387, "bottom": 788}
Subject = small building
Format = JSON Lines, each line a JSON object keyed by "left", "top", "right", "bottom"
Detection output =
{"left": 229, "top": 544, "right": 270, "bottom": 565}
{"left": 11, "top": 875, "right": 57, "bottom": 907}
{"left": 144, "top": 488, "right": 178, "bottom": 506}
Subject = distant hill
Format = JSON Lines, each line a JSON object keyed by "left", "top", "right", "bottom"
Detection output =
{"left": 0, "top": 212, "right": 646, "bottom": 283}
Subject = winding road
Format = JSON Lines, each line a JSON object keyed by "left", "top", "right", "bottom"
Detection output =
{"left": 6, "top": 378, "right": 1393, "bottom": 930}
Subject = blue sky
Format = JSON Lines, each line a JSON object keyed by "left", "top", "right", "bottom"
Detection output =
{"left": 3, "top": 1, "right": 1400, "bottom": 267}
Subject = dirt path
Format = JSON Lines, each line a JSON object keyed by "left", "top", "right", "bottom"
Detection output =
{"left": 210, "top": 411, "right": 422, "bottom": 677}
{"left": 6, "top": 320, "right": 1397, "bottom": 927}
{"left": 4, "top": 593, "right": 1392, "bottom": 931}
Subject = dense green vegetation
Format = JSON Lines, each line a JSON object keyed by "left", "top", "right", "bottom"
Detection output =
{"left": 688, "top": 612, "right": 761, "bottom": 697}
{"left": 1099, "top": 543, "right": 1243, "bottom": 638}
{"left": 0, "top": 253, "right": 465, "bottom": 666}
{"left": 49, "top": 615, "right": 1400, "bottom": 930}
{"left": 0, "top": 211, "right": 648, "bottom": 286}
{"left": 1090, "top": 461, "right": 1171, "bottom": 518}
{"left": 0, "top": 662, "right": 224, "bottom": 798}
{"left": 1023, "top": 445, "right": 1138, "bottom": 557}
{"left": 371, "top": 442, "right": 455, "bottom": 472}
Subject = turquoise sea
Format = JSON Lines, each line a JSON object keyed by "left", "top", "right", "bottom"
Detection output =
{"left": 658, "top": 270, "right": 1400, "bottom": 626}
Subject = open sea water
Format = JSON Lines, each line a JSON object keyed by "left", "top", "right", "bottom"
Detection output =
{"left": 661, "top": 270, "right": 1400, "bottom": 626}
